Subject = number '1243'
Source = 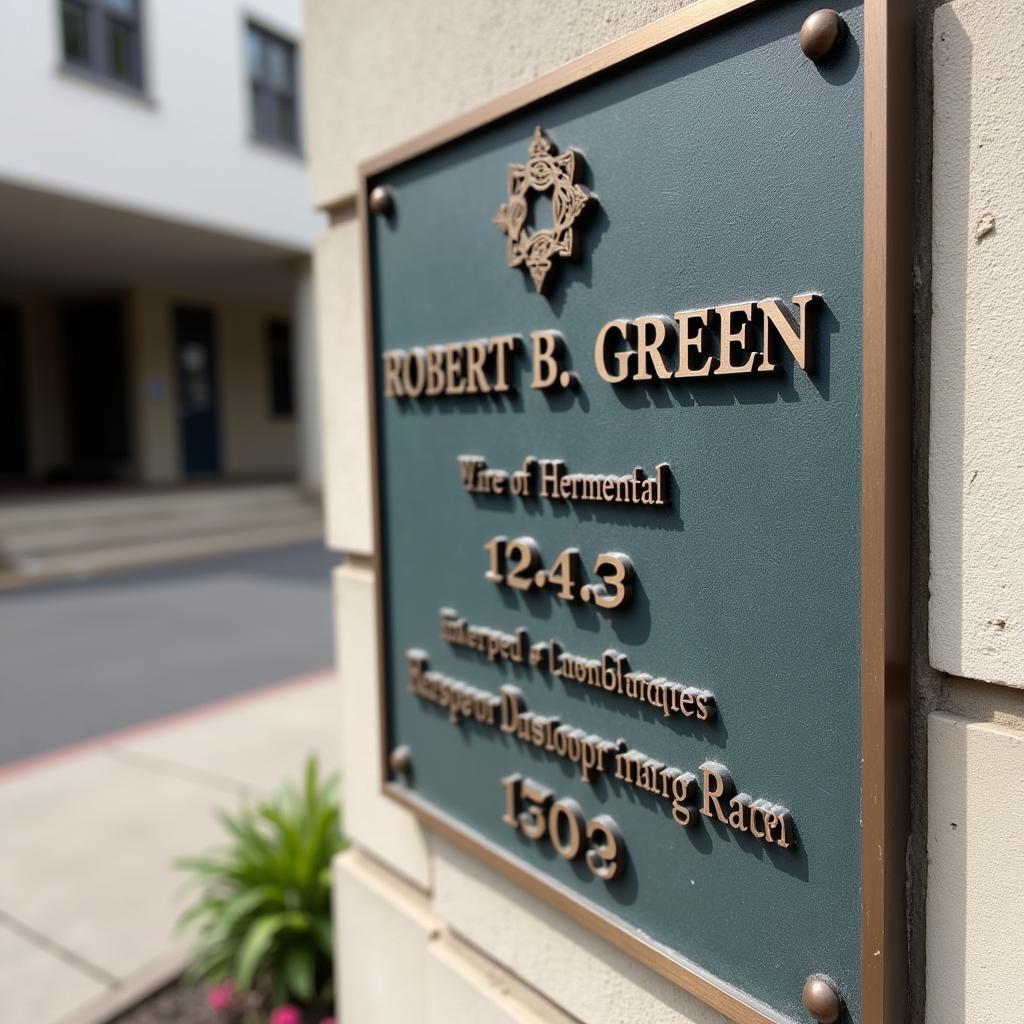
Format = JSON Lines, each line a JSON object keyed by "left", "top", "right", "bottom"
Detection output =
{"left": 483, "top": 536, "right": 634, "bottom": 610}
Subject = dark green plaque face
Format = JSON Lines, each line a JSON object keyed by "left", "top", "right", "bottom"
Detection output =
{"left": 365, "top": 2, "right": 872, "bottom": 1021}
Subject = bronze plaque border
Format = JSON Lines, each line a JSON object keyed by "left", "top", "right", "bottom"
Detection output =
{"left": 357, "top": 1, "right": 911, "bottom": 1020}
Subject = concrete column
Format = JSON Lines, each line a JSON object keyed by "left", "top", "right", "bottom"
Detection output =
{"left": 292, "top": 258, "right": 322, "bottom": 494}
{"left": 126, "top": 287, "right": 178, "bottom": 486}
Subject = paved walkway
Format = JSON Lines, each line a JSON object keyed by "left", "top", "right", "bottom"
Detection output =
{"left": 0, "top": 673, "right": 340, "bottom": 1024}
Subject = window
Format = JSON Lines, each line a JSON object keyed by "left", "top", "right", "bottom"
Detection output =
{"left": 267, "top": 320, "right": 295, "bottom": 418}
{"left": 60, "top": 0, "right": 143, "bottom": 90}
{"left": 247, "top": 23, "right": 300, "bottom": 149}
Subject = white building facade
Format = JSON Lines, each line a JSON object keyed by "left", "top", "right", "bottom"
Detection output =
{"left": 0, "top": 0, "right": 322, "bottom": 491}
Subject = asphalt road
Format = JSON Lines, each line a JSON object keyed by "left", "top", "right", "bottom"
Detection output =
{"left": 0, "top": 543, "right": 339, "bottom": 767}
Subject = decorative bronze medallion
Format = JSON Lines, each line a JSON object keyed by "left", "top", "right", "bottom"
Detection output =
{"left": 493, "top": 127, "right": 595, "bottom": 294}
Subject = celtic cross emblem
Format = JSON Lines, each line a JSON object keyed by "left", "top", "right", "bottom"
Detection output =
{"left": 493, "top": 127, "right": 595, "bottom": 294}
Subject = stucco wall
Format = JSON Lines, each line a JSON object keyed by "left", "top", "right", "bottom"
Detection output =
{"left": 306, "top": 0, "right": 703, "bottom": 209}
{"left": 921, "top": 1, "right": 1024, "bottom": 1020}
{"left": 0, "top": 0, "right": 319, "bottom": 251}
{"left": 930, "top": 0, "right": 1024, "bottom": 689}
{"left": 926, "top": 714, "right": 1024, "bottom": 1023}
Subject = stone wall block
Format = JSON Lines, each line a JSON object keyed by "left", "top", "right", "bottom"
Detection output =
{"left": 333, "top": 850, "right": 440, "bottom": 1024}
{"left": 927, "top": 712, "right": 1024, "bottom": 1022}
{"left": 431, "top": 835, "right": 731, "bottom": 1024}
{"left": 334, "top": 564, "right": 430, "bottom": 888}
{"left": 316, "top": 220, "right": 373, "bottom": 555}
{"left": 930, "top": 0, "right": 1024, "bottom": 686}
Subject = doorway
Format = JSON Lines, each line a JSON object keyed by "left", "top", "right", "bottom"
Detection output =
{"left": 174, "top": 306, "right": 220, "bottom": 477}
{"left": 0, "top": 305, "right": 28, "bottom": 479}
{"left": 61, "top": 301, "right": 130, "bottom": 481}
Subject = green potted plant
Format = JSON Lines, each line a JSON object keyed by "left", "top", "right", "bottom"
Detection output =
{"left": 176, "top": 756, "right": 345, "bottom": 1023}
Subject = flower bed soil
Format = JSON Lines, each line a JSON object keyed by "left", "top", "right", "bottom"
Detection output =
{"left": 109, "top": 978, "right": 332, "bottom": 1024}
{"left": 110, "top": 978, "right": 218, "bottom": 1024}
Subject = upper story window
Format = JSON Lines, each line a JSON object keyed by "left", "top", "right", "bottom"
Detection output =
{"left": 247, "top": 23, "right": 300, "bottom": 151}
{"left": 60, "top": 0, "right": 143, "bottom": 90}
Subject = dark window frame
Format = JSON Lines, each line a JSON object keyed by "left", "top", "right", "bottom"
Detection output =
{"left": 266, "top": 319, "right": 295, "bottom": 420}
{"left": 59, "top": 0, "right": 146, "bottom": 94}
{"left": 246, "top": 20, "right": 302, "bottom": 154}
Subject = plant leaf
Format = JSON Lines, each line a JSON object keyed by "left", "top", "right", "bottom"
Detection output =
{"left": 312, "top": 915, "right": 333, "bottom": 956}
{"left": 235, "top": 912, "right": 290, "bottom": 990}
{"left": 283, "top": 942, "right": 316, "bottom": 1001}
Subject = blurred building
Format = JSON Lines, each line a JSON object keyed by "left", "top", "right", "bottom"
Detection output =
{"left": 0, "top": 0, "right": 321, "bottom": 494}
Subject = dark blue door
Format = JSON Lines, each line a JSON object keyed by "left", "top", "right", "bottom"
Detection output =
{"left": 174, "top": 306, "right": 220, "bottom": 477}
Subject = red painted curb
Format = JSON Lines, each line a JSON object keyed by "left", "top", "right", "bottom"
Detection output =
{"left": 0, "top": 668, "right": 335, "bottom": 785}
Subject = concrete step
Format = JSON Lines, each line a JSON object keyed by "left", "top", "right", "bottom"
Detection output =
{"left": 0, "top": 485, "right": 305, "bottom": 530}
{"left": 1, "top": 499, "right": 320, "bottom": 562}
{"left": 0, "top": 486, "right": 324, "bottom": 587}
{"left": 1, "top": 519, "right": 324, "bottom": 588}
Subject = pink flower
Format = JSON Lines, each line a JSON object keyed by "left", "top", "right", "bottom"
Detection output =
{"left": 206, "top": 980, "right": 236, "bottom": 1013}
{"left": 269, "top": 1007, "right": 303, "bottom": 1024}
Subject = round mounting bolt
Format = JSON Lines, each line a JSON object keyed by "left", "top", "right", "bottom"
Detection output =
{"left": 368, "top": 185, "right": 394, "bottom": 217}
{"left": 800, "top": 9, "right": 846, "bottom": 62}
{"left": 802, "top": 974, "right": 842, "bottom": 1023}
{"left": 388, "top": 744, "right": 413, "bottom": 780}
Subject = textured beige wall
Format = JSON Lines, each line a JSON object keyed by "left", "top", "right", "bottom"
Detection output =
{"left": 333, "top": 563, "right": 430, "bottom": 889}
{"left": 930, "top": 0, "right": 1024, "bottom": 688}
{"left": 434, "top": 837, "right": 730, "bottom": 1024}
{"left": 922, "top": 2, "right": 1024, "bottom": 1020}
{"left": 305, "top": 0, "right": 701, "bottom": 208}
{"left": 333, "top": 850, "right": 577, "bottom": 1024}
{"left": 333, "top": 850, "right": 439, "bottom": 1024}
{"left": 424, "top": 929, "right": 577, "bottom": 1024}
{"left": 293, "top": 260, "right": 324, "bottom": 492}
{"left": 927, "top": 714, "right": 1024, "bottom": 1023}
{"left": 315, "top": 218, "right": 373, "bottom": 552}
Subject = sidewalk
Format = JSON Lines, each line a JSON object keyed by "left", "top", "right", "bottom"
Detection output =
{"left": 0, "top": 672, "right": 339, "bottom": 1024}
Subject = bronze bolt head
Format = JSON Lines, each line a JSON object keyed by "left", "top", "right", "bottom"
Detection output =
{"left": 368, "top": 185, "right": 394, "bottom": 216}
{"left": 802, "top": 974, "right": 842, "bottom": 1023}
{"left": 388, "top": 744, "right": 413, "bottom": 779}
{"left": 800, "top": 9, "right": 845, "bottom": 62}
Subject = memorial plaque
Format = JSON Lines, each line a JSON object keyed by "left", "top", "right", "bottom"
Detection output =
{"left": 360, "top": 2, "right": 910, "bottom": 1021}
